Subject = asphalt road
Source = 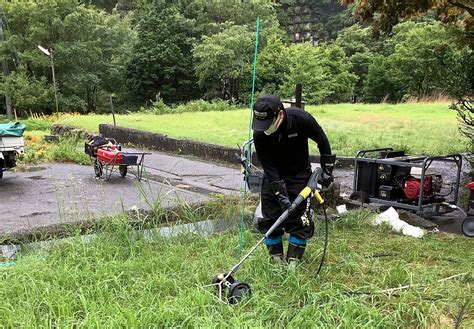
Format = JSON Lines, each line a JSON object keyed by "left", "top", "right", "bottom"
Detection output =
{"left": 0, "top": 150, "right": 244, "bottom": 238}
{"left": 0, "top": 147, "right": 469, "bottom": 238}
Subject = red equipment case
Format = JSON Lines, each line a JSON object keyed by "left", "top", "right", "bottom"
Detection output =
{"left": 97, "top": 147, "right": 124, "bottom": 165}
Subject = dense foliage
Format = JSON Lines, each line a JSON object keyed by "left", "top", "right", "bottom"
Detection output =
{"left": 1, "top": 0, "right": 133, "bottom": 114}
{"left": 341, "top": 0, "right": 473, "bottom": 168}
{"left": 341, "top": 0, "right": 474, "bottom": 39}
{"left": 1, "top": 0, "right": 472, "bottom": 114}
{"left": 126, "top": 3, "right": 200, "bottom": 104}
{"left": 363, "top": 21, "right": 472, "bottom": 102}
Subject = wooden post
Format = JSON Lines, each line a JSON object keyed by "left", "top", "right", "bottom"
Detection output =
{"left": 295, "top": 83, "right": 302, "bottom": 110}
{"left": 110, "top": 94, "right": 116, "bottom": 126}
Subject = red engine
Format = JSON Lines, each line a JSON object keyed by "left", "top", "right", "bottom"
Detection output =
{"left": 403, "top": 176, "right": 432, "bottom": 201}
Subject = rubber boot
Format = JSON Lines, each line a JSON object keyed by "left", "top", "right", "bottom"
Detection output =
{"left": 286, "top": 242, "right": 306, "bottom": 271}
{"left": 266, "top": 240, "right": 285, "bottom": 265}
{"left": 287, "top": 242, "right": 305, "bottom": 261}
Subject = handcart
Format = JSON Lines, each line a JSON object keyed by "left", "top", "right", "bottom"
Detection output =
{"left": 238, "top": 139, "right": 263, "bottom": 193}
{"left": 85, "top": 136, "right": 150, "bottom": 181}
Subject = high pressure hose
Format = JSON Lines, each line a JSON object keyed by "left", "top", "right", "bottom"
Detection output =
{"left": 315, "top": 205, "right": 329, "bottom": 275}
{"left": 442, "top": 202, "right": 467, "bottom": 217}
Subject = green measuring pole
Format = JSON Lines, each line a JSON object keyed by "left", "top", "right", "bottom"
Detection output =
{"left": 238, "top": 17, "right": 260, "bottom": 258}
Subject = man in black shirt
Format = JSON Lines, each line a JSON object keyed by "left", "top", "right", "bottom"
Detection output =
{"left": 252, "top": 94, "right": 335, "bottom": 265}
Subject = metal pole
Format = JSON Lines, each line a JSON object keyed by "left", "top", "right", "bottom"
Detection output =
{"left": 50, "top": 49, "right": 59, "bottom": 113}
{"left": 109, "top": 94, "right": 116, "bottom": 126}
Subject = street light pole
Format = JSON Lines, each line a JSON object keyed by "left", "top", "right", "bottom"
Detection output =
{"left": 37, "top": 45, "right": 59, "bottom": 113}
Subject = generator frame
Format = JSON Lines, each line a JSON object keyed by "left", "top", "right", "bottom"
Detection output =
{"left": 353, "top": 148, "right": 462, "bottom": 216}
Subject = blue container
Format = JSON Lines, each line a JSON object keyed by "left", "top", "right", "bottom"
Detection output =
{"left": 122, "top": 154, "right": 138, "bottom": 165}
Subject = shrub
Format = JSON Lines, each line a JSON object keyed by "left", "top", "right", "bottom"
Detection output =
{"left": 22, "top": 118, "right": 52, "bottom": 131}
{"left": 21, "top": 134, "right": 89, "bottom": 165}
{"left": 141, "top": 99, "right": 240, "bottom": 115}
{"left": 49, "top": 137, "right": 90, "bottom": 165}
{"left": 173, "top": 99, "right": 240, "bottom": 113}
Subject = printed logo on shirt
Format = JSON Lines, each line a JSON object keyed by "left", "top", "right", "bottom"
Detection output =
{"left": 288, "top": 133, "right": 298, "bottom": 138}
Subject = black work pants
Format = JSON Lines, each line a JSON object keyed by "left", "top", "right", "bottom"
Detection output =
{"left": 258, "top": 172, "right": 314, "bottom": 240}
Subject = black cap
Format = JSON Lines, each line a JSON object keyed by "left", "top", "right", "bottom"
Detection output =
{"left": 252, "top": 95, "right": 284, "bottom": 131}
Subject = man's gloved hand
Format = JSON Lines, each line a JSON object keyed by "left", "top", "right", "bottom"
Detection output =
{"left": 319, "top": 154, "right": 336, "bottom": 188}
{"left": 320, "top": 172, "right": 334, "bottom": 188}
{"left": 270, "top": 180, "right": 292, "bottom": 210}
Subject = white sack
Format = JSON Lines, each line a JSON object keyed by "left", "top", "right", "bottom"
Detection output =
{"left": 373, "top": 207, "right": 425, "bottom": 238}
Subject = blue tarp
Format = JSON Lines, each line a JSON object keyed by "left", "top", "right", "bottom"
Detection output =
{"left": 0, "top": 122, "right": 26, "bottom": 137}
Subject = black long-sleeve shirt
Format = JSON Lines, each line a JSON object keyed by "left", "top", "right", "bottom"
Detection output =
{"left": 253, "top": 108, "right": 331, "bottom": 182}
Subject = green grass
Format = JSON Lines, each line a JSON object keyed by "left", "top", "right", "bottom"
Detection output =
{"left": 54, "top": 103, "right": 467, "bottom": 156}
{"left": 1, "top": 210, "right": 472, "bottom": 327}
{"left": 0, "top": 117, "right": 52, "bottom": 131}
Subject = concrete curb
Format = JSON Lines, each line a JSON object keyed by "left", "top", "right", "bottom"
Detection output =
{"left": 99, "top": 124, "right": 242, "bottom": 165}
{"left": 97, "top": 124, "right": 355, "bottom": 168}
{"left": 51, "top": 123, "right": 355, "bottom": 167}
{"left": 0, "top": 198, "right": 249, "bottom": 243}
{"left": 0, "top": 217, "right": 240, "bottom": 261}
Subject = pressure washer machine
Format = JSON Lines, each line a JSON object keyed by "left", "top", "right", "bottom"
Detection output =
{"left": 351, "top": 148, "right": 463, "bottom": 217}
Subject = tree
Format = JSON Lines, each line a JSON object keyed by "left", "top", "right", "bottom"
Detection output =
{"left": 341, "top": 0, "right": 474, "bottom": 40}
{"left": 2, "top": 0, "right": 133, "bottom": 113}
{"left": 255, "top": 33, "right": 291, "bottom": 95}
{"left": 57, "top": 7, "right": 133, "bottom": 112}
{"left": 0, "top": 68, "right": 53, "bottom": 113}
{"left": 193, "top": 25, "right": 254, "bottom": 102}
{"left": 185, "top": 0, "right": 278, "bottom": 36}
{"left": 335, "top": 24, "right": 378, "bottom": 99}
{"left": 281, "top": 43, "right": 356, "bottom": 103}
{"left": 363, "top": 21, "right": 472, "bottom": 102}
{"left": 363, "top": 56, "right": 394, "bottom": 102}
{"left": 126, "top": 4, "right": 200, "bottom": 104}
{"left": 392, "top": 22, "right": 470, "bottom": 97}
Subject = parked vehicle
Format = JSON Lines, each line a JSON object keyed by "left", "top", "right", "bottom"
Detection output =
{"left": 0, "top": 122, "right": 26, "bottom": 179}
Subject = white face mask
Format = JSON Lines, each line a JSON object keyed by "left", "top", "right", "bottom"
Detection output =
{"left": 264, "top": 112, "right": 283, "bottom": 135}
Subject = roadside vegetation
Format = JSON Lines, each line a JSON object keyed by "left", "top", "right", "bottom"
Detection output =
{"left": 0, "top": 209, "right": 472, "bottom": 327}
{"left": 1, "top": 1, "right": 471, "bottom": 159}
{"left": 21, "top": 133, "right": 90, "bottom": 165}
{"left": 54, "top": 102, "right": 465, "bottom": 156}
{"left": 0, "top": 116, "right": 90, "bottom": 165}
